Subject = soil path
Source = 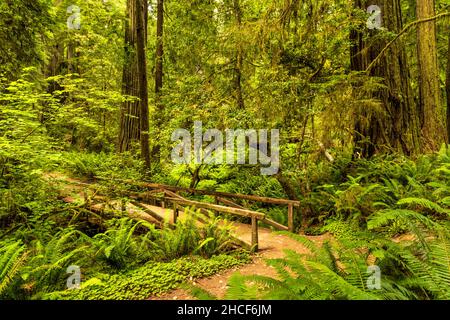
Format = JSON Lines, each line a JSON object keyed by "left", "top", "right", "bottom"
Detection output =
{"left": 151, "top": 226, "right": 329, "bottom": 300}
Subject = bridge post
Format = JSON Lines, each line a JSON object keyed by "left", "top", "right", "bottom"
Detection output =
{"left": 288, "top": 204, "right": 294, "bottom": 232}
{"left": 251, "top": 216, "right": 259, "bottom": 252}
{"left": 173, "top": 203, "right": 179, "bottom": 224}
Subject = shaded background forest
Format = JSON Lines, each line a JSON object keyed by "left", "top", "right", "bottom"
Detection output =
{"left": 2, "top": 0, "right": 450, "bottom": 183}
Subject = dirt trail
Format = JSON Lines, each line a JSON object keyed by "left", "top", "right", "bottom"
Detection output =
{"left": 151, "top": 228, "right": 329, "bottom": 300}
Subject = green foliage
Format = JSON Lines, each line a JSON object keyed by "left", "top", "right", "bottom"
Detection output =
{"left": 60, "top": 151, "right": 143, "bottom": 180}
{"left": 1, "top": 0, "right": 450, "bottom": 302}
{"left": 188, "top": 149, "right": 450, "bottom": 301}
{"left": 141, "top": 210, "right": 236, "bottom": 261}
{"left": 42, "top": 252, "right": 250, "bottom": 300}
{"left": 198, "top": 213, "right": 235, "bottom": 257}
{"left": 220, "top": 208, "right": 450, "bottom": 300}
{"left": 17, "top": 229, "right": 89, "bottom": 298}
{"left": 92, "top": 218, "right": 147, "bottom": 269}
{"left": 0, "top": 0, "right": 53, "bottom": 79}
{"left": 302, "top": 149, "right": 450, "bottom": 229}
{"left": 0, "top": 240, "right": 27, "bottom": 296}
{"left": 2, "top": 215, "right": 246, "bottom": 299}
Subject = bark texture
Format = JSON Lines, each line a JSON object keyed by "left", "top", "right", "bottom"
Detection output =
{"left": 416, "top": 0, "right": 445, "bottom": 150}
{"left": 351, "top": 0, "right": 420, "bottom": 157}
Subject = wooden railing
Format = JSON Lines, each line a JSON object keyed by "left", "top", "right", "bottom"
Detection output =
{"left": 97, "top": 178, "right": 301, "bottom": 251}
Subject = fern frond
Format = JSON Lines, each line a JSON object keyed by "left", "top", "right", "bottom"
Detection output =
{"left": 0, "top": 241, "right": 27, "bottom": 295}
{"left": 397, "top": 198, "right": 450, "bottom": 216}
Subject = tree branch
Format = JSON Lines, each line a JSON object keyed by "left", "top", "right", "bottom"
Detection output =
{"left": 365, "top": 12, "right": 450, "bottom": 73}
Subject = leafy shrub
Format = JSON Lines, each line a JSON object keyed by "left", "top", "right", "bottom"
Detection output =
{"left": 142, "top": 210, "right": 236, "bottom": 261}
{"left": 60, "top": 151, "right": 143, "bottom": 180}
{"left": 43, "top": 252, "right": 251, "bottom": 300}
{"left": 303, "top": 146, "right": 450, "bottom": 228}
{"left": 92, "top": 218, "right": 149, "bottom": 269}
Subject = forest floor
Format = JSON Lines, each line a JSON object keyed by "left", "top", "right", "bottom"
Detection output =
{"left": 44, "top": 172, "right": 330, "bottom": 300}
{"left": 151, "top": 228, "right": 330, "bottom": 300}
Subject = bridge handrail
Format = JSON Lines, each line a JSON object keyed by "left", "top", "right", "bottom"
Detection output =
{"left": 95, "top": 177, "right": 300, "bottom": 206}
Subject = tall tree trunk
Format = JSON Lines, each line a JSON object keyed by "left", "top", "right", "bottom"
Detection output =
{"left": 136, "top": 0, "right": 150, "bottom": 169}
{"left": 153, "top": 0, "right": 164, "bottom": 159}
{"left": 446, "top": 34, "right": 450, "bottom": 143}
{"left": 233, "top": 0, "right": 244, "bottom": 109}
{"left": 45, "top": 43, "right": 64, "bottom": 94}
{"left": 119, "top": 0, "right": 140, "bottom": 153}
{"left": 351, "top": 0, "right": 420, "bottom": 158}
{"left": 155, "top": 0, "right": 164, "bottom": 97}
{"left": 416, "top": 0, "right": 445, "bottom": 151}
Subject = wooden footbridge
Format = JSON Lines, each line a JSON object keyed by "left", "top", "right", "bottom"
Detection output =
{"left": 57, "top": 174, "right": 301, "bottom": 251}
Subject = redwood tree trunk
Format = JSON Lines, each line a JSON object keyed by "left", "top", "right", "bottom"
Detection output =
{"left": 416, "top": 0, "right": 445, "bottom": 151}
{"left": 155, "top": 0, "right": 164, "bottom": 97}
{"left": 351, "top": 0, "right": 420, "bottom": 158}
{"left": 446, "top": 34, "right": 450, "bottom": 143}
{"left": 136, "top": 0, "right": 150, "bottom": 169}
{"left": 152, "top": 0, "right": 164, "bottom": 159}
{"left": 233, "top": 0, "right": 245, "bottom": 110}
{"left": 119, "top": 0, "right": 140, "bottom": 153}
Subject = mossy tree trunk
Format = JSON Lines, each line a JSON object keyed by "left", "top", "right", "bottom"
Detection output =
{"left": 136, "top": 0, "right": 151, "bottom": 169}
{"left": 152, "top": 0, "right": 164, "bottom": 160}
{"left": 119, "top": 0, "right": 150, "bottom": 169}
{"left": 416, "top": 0, "right": 446, "bottom": 150}
{"left": 119, "top": 0, "right": 140, "bottom": 153}
{"left": 446, "top": 33, "right": 450, "bottom": 143}
{"left": 351, "top": 0, "right": 420, "bottom": 158}
{"left": 233, "top": 0, "right": 245, "bottom": 110}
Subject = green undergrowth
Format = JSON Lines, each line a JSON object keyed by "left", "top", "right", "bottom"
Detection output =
{"left": 42, "top": 251, "right": 251, "bottom": 300}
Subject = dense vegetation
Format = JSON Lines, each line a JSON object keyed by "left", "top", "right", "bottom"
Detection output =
{"left": 1, "top": 0, "right": 449, "bottom": 300}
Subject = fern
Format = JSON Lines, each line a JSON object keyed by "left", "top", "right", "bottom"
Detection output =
{"left": 20, "top": 229, "right": 90, "bottom": 296}
{"left": 141, "top": 209, "right": 235, "bottom": 261}
{"left": 0, "top": 240, "right": 27, "bottom": 295}
{"left": 93, "top": 218, "right": 146, "bottom": 269}
{"left": 397, "top": 198, "right": 450, "bottom": 217}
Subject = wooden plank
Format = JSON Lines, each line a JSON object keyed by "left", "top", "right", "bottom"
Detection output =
{"left": 129, "top": 200, "right": 165, "bottom": 223}
{"left": 132, "top": 192, "right": 212, "bottom": 224}
{"left": 216, "top": 197, "right": 246, "bottom": 209}
{"left": 164, "top": 189, "right": 186, "bottom": 200}
{"left": 61, "top": 197, "right": 163, "bottom": 228}
{"left": 288, "top": 204, "right": 294, "bottom": 232}
{"left": 262, "top": 217, "right": 289, "bottom": 231}
{"left": 128, "top": 209, "right": 163, "bottom": 228}
{"left": 230, "top": 236, "right": 252, "bottom": 251}
{"left": 95, "top": 177, "right": 300, "bottom": 206}
{"left": 165, "top": 198, "right": 266, "bottom": 219}
{"left": 173, "top": 203, "right": 178, "bottom": 224}
{"left": 251, "top": 216, "right": 259, "bottom": 252}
